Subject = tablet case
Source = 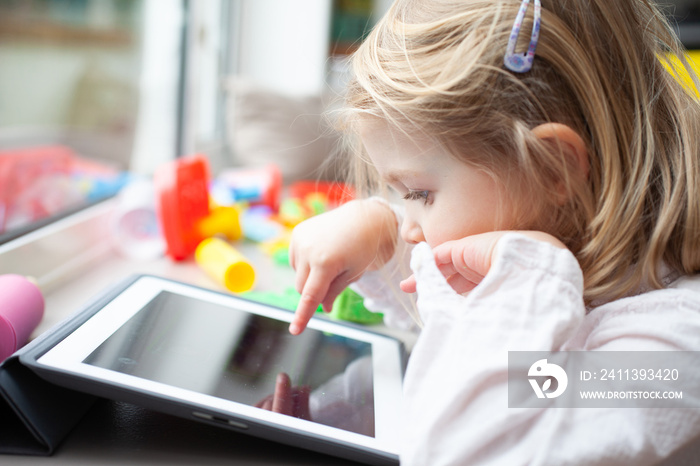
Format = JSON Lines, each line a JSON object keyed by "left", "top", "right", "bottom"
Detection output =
{"left": 1, "top": 274, "right": 404, "bottom": 465}
{"left": 0, "top": 275, "right": 141, "bottom": 455}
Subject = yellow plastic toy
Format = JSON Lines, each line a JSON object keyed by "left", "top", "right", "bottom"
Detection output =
{"left": 195, "top": 237, "right": 255, "bottom": 293}
{"left": 196, "top": 205, "right": 243, "bottom": 241}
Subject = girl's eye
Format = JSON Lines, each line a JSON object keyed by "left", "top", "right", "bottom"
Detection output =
{"left": 403, "top": 190, "right": 431, "bottom": 205}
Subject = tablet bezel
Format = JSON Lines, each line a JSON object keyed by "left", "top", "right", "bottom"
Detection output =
{"left": 30, "top": 275, "right": 405, "bottom": 462}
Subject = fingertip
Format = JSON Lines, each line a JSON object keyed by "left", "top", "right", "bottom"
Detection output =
{"left": 276, "top": 372, "right": 290, "bottom": 386}
{"left": 289, "top": 322, "right": 302, "bottom": 335}
{"left": 321, "top": 300, "right": 333, "bottom": 314}
{"left": 399, "top": 276, "right": 416, "bottom": 293}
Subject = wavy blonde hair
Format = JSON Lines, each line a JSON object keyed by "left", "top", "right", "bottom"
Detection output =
{"left": 337, "top": 0, "right": 700, "bottom": 304}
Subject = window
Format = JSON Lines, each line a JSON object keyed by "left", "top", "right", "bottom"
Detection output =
{"left": 0, "top": 0, "right": 389, "bottom": 244}
{"left": 0, "top": 0, "right": 186, "bottom": 243}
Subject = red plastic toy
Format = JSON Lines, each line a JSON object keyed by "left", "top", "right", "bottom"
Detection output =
{"left": 287, "top": 181, "right": 355, "bottom": 207}
{"left": 154, "top": 155, "right": 211, "bottom": 260}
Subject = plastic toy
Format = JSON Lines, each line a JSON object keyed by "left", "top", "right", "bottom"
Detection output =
{"left": 241, "top": 287, "right": 305, "bottom": 311}
{"left": 0, "top": 145, "right": 126, "bottom": 234}
{"left": 111, "top": 178, "right": 165, "bottom": 260}
{"left": 154, "top": 155, "right": 211, "bottom": 260}
{"left": 271, "top": 247, "right": 290, "bottom": 266}
{"left": 0, "top": 275, "right": 45, "bottom": 362}
{"left": 287, "top": 180, "right": 355, "bottom": 206}
{"left": 278, "top": 181, "right": 355, "bottom": 227}
{"left": 278, "top": 198, "right": 308, "bottom": 227}
{"left": 329, "top": 288, "right": 384, "bottom": 324}
{"left": 241, "top": 205, "right": 285, "bottom": 242}
{"left": 259, "top": 235, "right": 292, "bottom": 266}
{"left": 304, "top": 192, "right": 328, "bottom": 216}
{"left": 154, "top": 155, "right": 245, "bottom": 261}
{"left": 241, "top": 286, "right": 383, "bottom": 325}
{"left": 248, "top": 181, "right": 356, "bottom": 270}
{"left": 197, "top": 205, "right": 242, "bottom": 242}
{"left": 195, "top": 237, "right": 255, "bottom": 293}
{"left": 214, "top": 164, "right": 282, "bottom": 211}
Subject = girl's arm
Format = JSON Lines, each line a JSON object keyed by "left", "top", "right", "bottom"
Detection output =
{"left": 288, "top": 199, "right": 398, "bottom": 334}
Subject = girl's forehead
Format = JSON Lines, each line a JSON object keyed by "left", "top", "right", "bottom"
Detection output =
{"left": 362, "top": 122, "right": 436, "bottom": 156}
{"left": 359, "top": 118, "right": 436, "bottom": 153}
{"left": 359, "top": 118, "right": 458, "bottom": 180}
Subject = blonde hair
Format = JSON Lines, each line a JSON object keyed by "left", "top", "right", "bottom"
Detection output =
{"left": 337, "top": 0, "right": 700, "bottom": 304}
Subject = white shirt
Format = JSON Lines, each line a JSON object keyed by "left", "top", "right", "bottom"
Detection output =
{"left": 353, "top": 233, "right": 700, "bottom": 465}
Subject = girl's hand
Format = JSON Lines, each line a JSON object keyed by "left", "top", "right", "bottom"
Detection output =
{"left": 400, "top": 231, "right": 566, "bottom": 294}
{"left": 255, "top": 372, "right": 312, "bottom": 421}
{"left": 288, "top": 199, "right": 398, "bottom": 335}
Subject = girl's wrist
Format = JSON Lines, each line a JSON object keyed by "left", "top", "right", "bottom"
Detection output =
{"left": 358, "top": 198, "right": 399, "bottom": 270}
{"left": 362, "top": 197, "right": 399, "bottom": 230}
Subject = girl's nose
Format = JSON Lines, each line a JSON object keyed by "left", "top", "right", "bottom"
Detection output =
{"left": 400, "top": 217, "right": 424, "bottom": 244}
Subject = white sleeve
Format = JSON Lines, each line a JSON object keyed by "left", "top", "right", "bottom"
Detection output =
{"left": 350, "top": 200, "right": 419, "bottom": 331}
{"left": 308, "top": 356, "right": 375, "bottom": 437}
{"left": 400, "top": 233, "right": 700, "bottom": 466}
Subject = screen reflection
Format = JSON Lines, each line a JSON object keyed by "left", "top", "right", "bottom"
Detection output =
{"left": 84, "top": 291, "right": 375, "bottom": 436}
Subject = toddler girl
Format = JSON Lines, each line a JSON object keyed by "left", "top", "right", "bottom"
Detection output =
{"left": 289, "top": 0, "right": 700, "bottom": 463}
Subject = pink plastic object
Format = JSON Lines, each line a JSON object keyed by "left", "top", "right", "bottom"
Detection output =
{"left": 0, "top": 274, "right": 45, "bottom": 362}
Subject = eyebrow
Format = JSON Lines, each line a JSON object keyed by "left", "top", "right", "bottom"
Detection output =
{"left": 382, "top": 169, "right": 424, "bottom": 184}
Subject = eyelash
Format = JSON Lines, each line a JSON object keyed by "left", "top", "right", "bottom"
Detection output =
{"left": 403, "top": 190, "right": 431, "bottom": 205}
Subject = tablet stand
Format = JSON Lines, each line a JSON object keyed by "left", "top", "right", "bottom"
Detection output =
{"left": 0, "top": 276, "right": 138, "bottom": 455}
{"left": 0, "top": 352, "right": 95, "bottom": 455}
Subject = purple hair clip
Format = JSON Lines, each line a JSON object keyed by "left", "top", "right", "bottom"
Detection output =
{"left": 504, "top": 0, "right": 542, "bottom": 73}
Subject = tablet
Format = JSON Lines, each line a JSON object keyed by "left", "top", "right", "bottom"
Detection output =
{"left": 24, "top": 275, "right": 406, "bottom": 465}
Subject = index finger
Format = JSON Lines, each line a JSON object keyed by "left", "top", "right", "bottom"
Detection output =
{"left": 272, "top": 373, "right": 293, "bottom": 415}
{"left": 289, "top": 267, "right": 330, "bottom": 335}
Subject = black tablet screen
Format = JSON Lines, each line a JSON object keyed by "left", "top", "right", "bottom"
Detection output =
{"left": 84, "top": 291, "right": 375, "bottom": 436}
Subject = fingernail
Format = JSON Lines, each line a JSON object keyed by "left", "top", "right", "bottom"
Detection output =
{"left": 289, "top": 323, "right": 300, "bottom": 335}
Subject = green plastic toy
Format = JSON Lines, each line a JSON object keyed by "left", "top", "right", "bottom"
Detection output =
{"left": 240, "top": 287, "right": 305, "bottom": 311}
{"left": 328, "top": 287, "right": 384, "bottom": 324}
{"left": 240, "top": 287, "right": 383, "bottom": 325}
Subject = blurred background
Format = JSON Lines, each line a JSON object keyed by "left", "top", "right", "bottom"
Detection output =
{"left": 0, "top": 0, "right": 696, "bottom": 243}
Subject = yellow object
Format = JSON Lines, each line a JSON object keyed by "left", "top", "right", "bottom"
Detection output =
{"left": 663, "top": 50, "right": 700, "bottom": 98}
{"left": 259, "top": 233, "right": 291, "bottom": 256}
{"left": 196, "top": 205, "right": 242, "bottom": 241}
{"left": 195, "top": 237, "right": 255, "bottom": 292}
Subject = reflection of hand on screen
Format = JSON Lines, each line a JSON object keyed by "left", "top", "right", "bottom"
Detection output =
{"left": 255, "top": 372, "right": 312, "bottom": 421}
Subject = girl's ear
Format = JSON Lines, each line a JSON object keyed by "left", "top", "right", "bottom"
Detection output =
{"left": 531, "top": 123, "right": 589, "bottom": 178}
{"left": 531, "top": 123, "right": 589, "bottom": 203}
